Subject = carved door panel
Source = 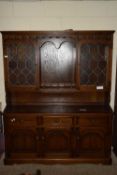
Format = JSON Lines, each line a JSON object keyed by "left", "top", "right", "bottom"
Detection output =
{"left": 39, "top": 36, "right": 78, "bottom": 90}
{"left": 79, "top": 128, "right": 106, "bottom": 158}
{"left": 3, "top": 35, "right": 38, "bottom": 90}
{"left": 40, "top": 115, "right": 73, "bottom": 157}
{"left": 43, "top": 128, "right": 72, "bottom": 157}
{"left": 76, "top": 113, "right": 112, "bottom": 159}
{"left": 6, "top": 128, "right": 37, "bottom": 158}
{"left": 4, "top": 114, "right": 39, "bottom": 159}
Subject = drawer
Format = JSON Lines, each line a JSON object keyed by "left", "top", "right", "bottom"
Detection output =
{"left": 78, "top": 115, "right": 107, "bottom": 127}
{"left": 5, "top": 115, "right": 37, "bottom": 128}
{"left": 43, "top": 116, "right": 72, "bottom": 128}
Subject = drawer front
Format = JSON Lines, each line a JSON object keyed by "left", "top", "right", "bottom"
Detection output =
{"left": 5, "top": 115, "right": 37, "bottom": 128}
{"left": 43, "top": 116, "right": 72, "bottom": 128}
{"left": 78, "top": 115, "right": 107, "bottom": 127}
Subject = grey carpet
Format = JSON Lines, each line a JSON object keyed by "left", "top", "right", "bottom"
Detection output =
{"left": 0, "top": 152, "right": 117, "bottom": 175}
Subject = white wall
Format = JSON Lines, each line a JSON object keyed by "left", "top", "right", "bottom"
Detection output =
{"left": 0, "top": 1, "right": 117, "bottom": 110}
{"left": 0, "top": 33, "right": 5, "bottom": 111}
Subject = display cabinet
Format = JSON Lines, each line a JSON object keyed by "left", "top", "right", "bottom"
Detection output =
{"left": 2, "top": 31, "right": 114, "bottom": 164}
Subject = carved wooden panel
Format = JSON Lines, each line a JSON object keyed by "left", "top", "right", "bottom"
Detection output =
{"left": 9, "top": 129, "right": 36, "bottom": 154}
{"left": 79, "top": 129, "right": 105, "bottom": 157}
{"left": 40, "top": 38, "right": 76, "bottom": 88}
{"left": 44, "top": 129, "right": 71, "bottom": 155}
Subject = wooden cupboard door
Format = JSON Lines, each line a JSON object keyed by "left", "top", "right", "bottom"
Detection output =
{"left": 42, "top": 129, "right": 72, "bottom": 157}
{"left": 39, "top": 36, "right": 77, "bottom": 90}
{"left": 75, "top": 113, "right": 111, "bottom": 158}
{"left": 36, "top": 115, "right": 73, "bottom": 158}
{"left": 5, "top": 128, "right": 37, "bottom": 158}
{"left": 78, "top": 128, "right": 106, "bottom": 158}
{"left": 4, "top": 114, "right": 42, "bottom": 159}
{"left": 3, "top": 35, "right": 38, "bottom": 90}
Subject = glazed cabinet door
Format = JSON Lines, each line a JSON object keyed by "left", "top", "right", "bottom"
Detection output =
{"left": 3, "top": 34, "right": 38, "bottom": 91}
{"left": 78, "top": 32, "right": 113, "bottom": 92}
{"left": 4, "top": 114, "right": 39, "bottom": 159}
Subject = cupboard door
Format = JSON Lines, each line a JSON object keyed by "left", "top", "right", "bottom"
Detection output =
{"left": 43, "top": 128, "right": 72, "bottom": 157}
{"left": 3, "top": 35, "right": 38, "bottom": 90}
{"left": 77, "top": 113, "right": 111, "bottom": 159}
{"left": 42, "top": 116, "right": 73, "bottom": 157}
{"left": 5, "top": 128, "right": 37, "bottom": 158}
{"left": 4, "top": 114, "right": 39, "bottom": 159}
{"left": 80, "top": 44, "right": 109, "bottom": 87}
{"left": 79, "top": 128, "right": 106, "bottom": 158}
{"left": 78, "top": 32, "right": 113, "bottom": 92}
{"left": 39, "top": 36, "right": 77, "bottom": 90}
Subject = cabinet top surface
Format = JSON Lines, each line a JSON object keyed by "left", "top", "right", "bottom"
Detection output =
{"left": 4, "top": 105, "right": 112, "bottom": 114}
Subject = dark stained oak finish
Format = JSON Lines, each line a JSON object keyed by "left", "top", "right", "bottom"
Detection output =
{"left": 2, "top": 31, "right": 114, "bottom": 164}
{"left": 113, "top": 62, "right": 117, "bottom": 156}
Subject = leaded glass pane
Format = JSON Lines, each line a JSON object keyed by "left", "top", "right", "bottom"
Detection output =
{"left": 6, "top": 40, "right": 36, "bottom": 86}
{"left": 80, "top": 44, "right": 108, "bottom": 85}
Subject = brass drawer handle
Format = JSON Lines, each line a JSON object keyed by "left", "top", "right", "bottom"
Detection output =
{"left": 4, "top": 55, "right": 8, "bottom": 58}
{"left": 10, "top": 118, "right": 16, "bottom": 123}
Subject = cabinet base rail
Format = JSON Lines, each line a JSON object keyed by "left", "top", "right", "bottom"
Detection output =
{"left": 4, "top": 157, "right": 112, "bottom": 165}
